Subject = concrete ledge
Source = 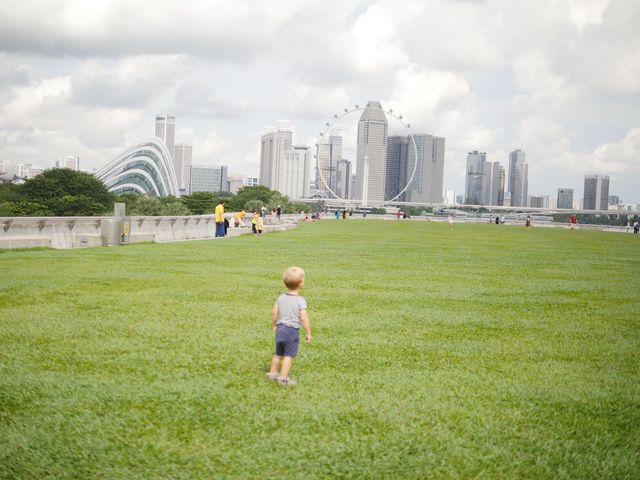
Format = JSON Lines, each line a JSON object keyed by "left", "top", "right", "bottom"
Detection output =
{"left": 0, "top": 237, "right": 52, "bottom": 249}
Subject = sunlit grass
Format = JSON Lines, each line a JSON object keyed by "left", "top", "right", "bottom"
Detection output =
{"left": 1, "top": 220, "right": 639, "bottom": 478}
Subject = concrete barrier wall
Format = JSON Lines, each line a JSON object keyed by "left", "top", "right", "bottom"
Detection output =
{"left": 0, "top": 213, "right": 300, "bottom": 250}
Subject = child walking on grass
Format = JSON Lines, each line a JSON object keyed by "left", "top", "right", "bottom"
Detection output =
{"left": 267, "top": 267, "right": 311, "bottom": 385}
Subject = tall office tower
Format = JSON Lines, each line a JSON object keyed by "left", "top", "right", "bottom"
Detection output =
{"left": 385, "top": 135, "right": 409, "bottom": 201}
{"left": 173, "top": 144, "right": 193, "bottom": 193}
{"left": 528, "top": 195, "right": 549, "bottom": 208}
{"left": 336, "top": 159, "right": 352, "bottom": 199}
{"left": 0, "top": 160, "right": 8, "bottom": 174}
{"left": 404, "top": 134, "right": 445, "bottom": 203}
{"left": 583, "top": 175, "right": 610, "bottom": 210}
{"left": 482, "top": 161, "right": 502, "bottom": 206}
{"left": 316, "top": 134, "right": 342, "bottom": 194}
{"left": 16, "top": 163, "right": 31, "bottom": 178}
{"left": 55, "top": 156, "right": 80, "bottom": 170}
{"left": 355, "top": 101, "right": 388, "bottom": 205}
{"left": 465, "top": 151, "right": 486, "bottom": 204}
{"left": 228, "top": 175, "right": 244, "bottom": 194}
{"left": 497, "top": 166, "right": 505, "bottom": 206}
{"left": 155, "top": 115, "right": 176, "bottom": 161}
{"left": 260, "top": 128, "right": 293, "bottom": 192}
{"left": 189, "top": 165, "right": 228, "bottom": 194}
{"left": 509, "top": 149, "right": 528, "bottom": 207}
{"left": 245, "top": 177, "right": 259, "bottom": 186}
{"left": 557, "top": 188, "right": 574, "bottom": 209}
{"left": 444, "top": 190, "right": 456, "bottom": 205}
{"left": 282, "top": 145, "right": 311, "bottom": 199}
{"left": 608, "top": 195, "right": 620, "bottom": 205}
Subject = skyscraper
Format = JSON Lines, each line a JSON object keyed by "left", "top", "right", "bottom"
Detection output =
{"left": 260, "top": 128, "right": 292, "bottom": 191}
{"left": 316, "top": 135, "right": 342, "bottom": 194}
{"left": 557, "top": 188, "right": 574, "bottom": 209}
{"left": 189, "top": 165, "right": 228, "bottom": 194}
{"left": 509, "top": 149, "right": 528, "bottom": 207}
{"left": 173, "top": 144, "right": 192, "bottom": 194}
{"left": 282, "top": 145, "right": 311, "bottom": 199}
{"left": 482, "top": 161, "right": 501, "bottom": 206}
{"left": 336, "top": 159, "right": 352, "bottom": 199}
{"left": 465, "top": 151, "right": 486, "bottom": 205}
{"left": 55, "top": 156, "right": 79, "bottom": 171}
{"left": 405, "top": 134, "right": 445, "bottom": 203}
{"left": 583, "top": 175, "right": 610, "bottom": 210}
{"left": 355, "top": 101, "right": 388, "bottom": 205}
{"left": 498, "top": 166, "right": 505, "bottom": 206}
{"left": 155, "top": 115, "right": 176, "bottom": 161}
{"left": 385, "top": 135, "right": 409, "bottom": 201}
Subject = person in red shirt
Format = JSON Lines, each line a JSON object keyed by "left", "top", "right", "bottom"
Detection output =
{"left": 570, "top": 213, "right": 578, "bottom": 231}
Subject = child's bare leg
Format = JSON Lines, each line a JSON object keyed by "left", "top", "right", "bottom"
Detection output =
{"left": 269, "top": 355, "right": 282, "bottom": 376}
{"left": 279, "top": 356, "right": 294, "bottom": 379}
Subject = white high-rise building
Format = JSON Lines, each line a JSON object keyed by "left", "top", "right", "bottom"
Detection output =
{"left": 55, "top": 156, "right": 80, "bottom": 171}
{"left": 355, "top": 101, "right": 388, "bottom": 205}
{"left": 0, "top": 160, "right": 9, "bottom": 175}
{"left": 316, "top": 134, "right": 342, "bottom": 194}
{"left": 155, "top": 115, "right": 176, "bottom": 161}
{"left": 282, "top": 146, "right": 311, "bottom": 199}
{"left": 444, "top": 189, "right": 457, "bottom": 205}
{"left": 336, "top": 159, "right": 352, "bottom": 199}
{"left": 509, "top": 149, "right": 528, "bottom": 207}
{"left": 173, "top": 144, "right": 192, "bottom": 194}
{"left": 260, "top": 129, "right": 292, "bottom": 192}
{"left": 227, "top": 175, "right": 244, "bottom": 194}
{"left": 16, "top": 163, "right": 31, "bottom": 178}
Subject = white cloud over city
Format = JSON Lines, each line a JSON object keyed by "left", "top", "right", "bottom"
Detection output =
{"left": 0, "top": 0, "right": 638, "bottom": 201}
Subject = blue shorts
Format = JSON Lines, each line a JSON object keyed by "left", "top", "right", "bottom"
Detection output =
{"left": 275, "top": 324, "right": 299, "bottom": 357}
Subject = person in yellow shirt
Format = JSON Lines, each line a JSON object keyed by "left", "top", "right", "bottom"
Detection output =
{"left": 233, "top": 210, "right": 246, "bottom": 227}
{"left": 214, "top": 201, "right": 225, "bottom": 237}
{"left": 251, "top": 210, "right": 259, "bottom": 235}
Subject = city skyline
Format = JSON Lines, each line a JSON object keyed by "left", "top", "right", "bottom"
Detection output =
{"left": 0, "top": 0, "right": 638, "bottom": 202}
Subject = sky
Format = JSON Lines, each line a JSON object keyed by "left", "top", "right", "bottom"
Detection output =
{"left": 0, "top": 0, "right": 639, "bottom": 202}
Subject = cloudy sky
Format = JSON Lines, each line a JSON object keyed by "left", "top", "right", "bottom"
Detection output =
{"left": 0, "top": 0, "right": 639, "bottom": 202}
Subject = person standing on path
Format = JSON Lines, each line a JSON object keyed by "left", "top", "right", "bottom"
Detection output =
{"left": 214, "top": 201, "right": 225, "bottom": 238}
{"left": 277, "top": 205, "right": 281, "bottom": 220}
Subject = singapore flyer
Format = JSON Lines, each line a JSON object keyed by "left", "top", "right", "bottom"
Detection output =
{"left": 313, "top": 101, "right": 418, "bottom": 207}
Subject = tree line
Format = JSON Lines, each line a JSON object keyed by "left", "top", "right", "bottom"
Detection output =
{"left": 0, "top": 169, "right": 312, "bottom": 217}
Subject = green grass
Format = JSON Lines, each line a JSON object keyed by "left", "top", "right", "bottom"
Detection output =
{"left": 1, "top": 220, "right": 639, "bottom": 479}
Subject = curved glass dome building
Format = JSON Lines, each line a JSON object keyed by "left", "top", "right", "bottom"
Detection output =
{"left": 96, "top": 138, "right": 180, "bottom": 197}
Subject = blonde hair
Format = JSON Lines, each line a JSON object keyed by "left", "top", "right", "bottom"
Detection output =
{"left": 283, "top": 266, "right": 305, "bottom": 289}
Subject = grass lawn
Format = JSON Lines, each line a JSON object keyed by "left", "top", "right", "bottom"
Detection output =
{"left": 1, "top": 220, "right": 639, "bottom": 479}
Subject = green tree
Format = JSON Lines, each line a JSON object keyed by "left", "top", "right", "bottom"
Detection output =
{"left": 21, "top": 168, "right": 114, "bottom": 215}
{"left": 232, "top": 185, "right": 274, "bottom": 211}
{"left": 51, "top": 194, "right": 107, "bottom": 216}
{"left": 245, "top": 199, "right": 264, "bottom": 214}
{"left": 0, "top": 183, "right": 24, "bottom": 203}
{"left": 0, "top": 200, "right": 49, "bottom": 216}
{"left": 180, "top": 192, "right": 219, "bottom": 215}
{"left": 162, "top": 201, "right": 190, "bottom": 216}
{"left": 132, "top": 195, "right": 163, "bottom": 215}
{"left": 113, "top": 193, "right": 141, "bottom": 215}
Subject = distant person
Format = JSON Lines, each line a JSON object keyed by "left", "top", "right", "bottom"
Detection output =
{"left": 343, "top": 210, "right": 347, "bottom": 220}
{"left": 261, "top": 206, "right": 267, "bottom": 218}
{"left": 214, "top": 201, "right": 225, "bottom": 237}
{"left": 223, "top": 217, "right": 229, "bottom": 236}
{"left": 397, "top": 210, "right": 401, "bottom": 220}
{"left": 448, "top": 215, "right": 454, "bottom": 229}
{"left": 500, "top": 215, "right": 506, "bottom": 224}
{"left": 570, "top": 213, "right": 578, "bottom": 231}
{"left": 251, "top": 210, "right": 259, "bottom": 235}
{"left": 257, "top": 214, "right": 264, "bottom": 235}
{"left": 634, "top": 221, "right": 639, "bottom": 234}
{"left": 267, "top": 266, "right": 312, "bottom": 385}
{"left": 495, "top": 216, "right": 500, "bottom": 225}
{"left": 525, "top": 215, "right": 532, "bottom": 229}
{"left": 335, "top": 210, "right": 340, "bottom": 220}
{"left": 277, "top": 205, "right": 282, "bottom": 220}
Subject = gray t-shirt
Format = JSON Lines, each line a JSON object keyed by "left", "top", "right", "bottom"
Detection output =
{"left": 276, "top": 293, "right": 307, "bottom": 329}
